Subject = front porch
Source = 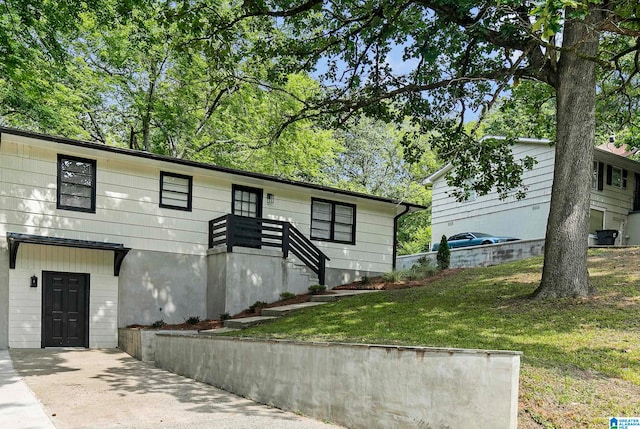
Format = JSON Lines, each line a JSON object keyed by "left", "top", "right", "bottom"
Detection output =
{"left": 207, "top": 214, "right": 330, "bottom": 317}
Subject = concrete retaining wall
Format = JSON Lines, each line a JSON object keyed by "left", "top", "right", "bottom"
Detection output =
{"left": 118, "top": 328, "right": 198, "bottom": 362}
{"left": 397, "top": 238, "right": 546, "bottom": 270}
{"left": 152, "top": 334, "right": 520, "bottom": 429}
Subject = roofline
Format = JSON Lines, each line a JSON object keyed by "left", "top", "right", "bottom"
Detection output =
{"left": 0, "top": 126, "right": 426, "bottom": 210}
{"left": 594, "top": 147, "right": 640, "bottom": 170}
{"left": 423, "top": 136, "right": 554, "bottom": 186}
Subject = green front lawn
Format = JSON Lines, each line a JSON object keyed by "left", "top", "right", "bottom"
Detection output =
{"left": 228, "top": 248, "right": 640, "bottom": 428}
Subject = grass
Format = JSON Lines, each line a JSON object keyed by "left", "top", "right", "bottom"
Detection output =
{"left": 226, "top": 248, "right": 640, "bottom": 428}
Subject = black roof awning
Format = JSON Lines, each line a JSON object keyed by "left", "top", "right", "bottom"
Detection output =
{"left": 7, "top": 233, "right": 130, "bottom": 276}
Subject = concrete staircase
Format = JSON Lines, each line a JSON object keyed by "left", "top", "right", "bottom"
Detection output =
{"left": 201, "top": 289, "right": 379, "bottom": 333}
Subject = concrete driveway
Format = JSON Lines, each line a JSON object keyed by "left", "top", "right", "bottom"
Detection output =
{"left": 8, "top": 348, "right": 343, "bottom": 429}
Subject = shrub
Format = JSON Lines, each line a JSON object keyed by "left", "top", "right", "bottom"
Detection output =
{"left": 436, "top": 235, "right": 451, "bottom": 270}
{"left": 151, "top": 319, "right": 165, "bottom": 328}
{"left": 184, "top": 316, "right": 200, "bottom": 325}
{"left": 249, "top": 301, "right": 267, "bottom": 313}
{"left": 279, "top": 292, "right": 296, "bottom": 300}
{"left": 360, "top": 275, "right": 370, "bottom": 285}
{"left": 382, "top": 270, "right": 402, "bottom": 283}
{"left": 308, "top": 284, "right": 326, "bottom": 294}
{"left": 219, "top": 312, "right": 230, "bottom": 321}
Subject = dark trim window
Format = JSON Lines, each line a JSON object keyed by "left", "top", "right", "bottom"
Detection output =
{"left": 606, "top": 164, "right": 628, "bottom": 189}
{"left": 57, "top": 155, "right": 96, "bottom": 213}
{"left": 311, "top": 198, "right": 356, "bottom": 244}
{"left": 232, "top": 185, "right": 263, "bottom": 218}
{"left": 160, "top": 172, "right": 193, "bottom": 211}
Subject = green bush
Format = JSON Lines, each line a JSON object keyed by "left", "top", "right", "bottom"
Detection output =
{"left": 382, "top": 270, "right": 402, "bottom": 283}
{"left": 249, "top": 301, "right": 267, "bottom": 313}
{"left": 151, "top": 319, "right": 165, "bottom": 328}
{"left": 279, "top": 292, "right": 296, "bottom": 300}
{"left": 219, "top": 312, "right": 231, "bottom": 321}
{"left": 184, "top": 315, "right": 200, "bottom": 325}
{"left": 360, "top": 275, "right": 371, "bottom": 285}
{"left": 436, "top": 235, "right": 451, "bottom": 270}
{"left": 308, "top": 284, "right": 326, "bottom": 294}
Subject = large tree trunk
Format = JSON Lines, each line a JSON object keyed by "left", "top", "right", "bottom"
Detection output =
{"left": 534, "top": 7, "right": 603, "bottom": 299}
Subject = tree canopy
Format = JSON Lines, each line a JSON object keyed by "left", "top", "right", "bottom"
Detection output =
{"left": 198, "top": 0, "right": 639, "bottom": 298}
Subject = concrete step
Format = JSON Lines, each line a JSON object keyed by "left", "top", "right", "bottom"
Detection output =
{"left": 223, "top": 316, "right": 278, "bottom": 329}
{"left": 310, "top": 289, "right": 380, "bottom": 302}
{"left": 261, "top": 301, "right": 326, "bottom": 317}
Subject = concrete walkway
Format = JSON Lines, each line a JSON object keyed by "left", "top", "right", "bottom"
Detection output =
{"left": 0, "top": 349, "right": 56, "bottom": 429}
{"left": 7, "top": 348, "right": 343, "bottom": 429}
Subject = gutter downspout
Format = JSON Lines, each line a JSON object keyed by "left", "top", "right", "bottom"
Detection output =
{"left": 392, "top": 204, "right": 411, "bottom": 270}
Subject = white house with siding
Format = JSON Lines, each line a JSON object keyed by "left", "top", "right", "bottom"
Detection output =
{"left": 426, "top": 137, "right": 640, "bottom": 248}
{"left": 0, "top": 127, "right": 422, "bottom": 349}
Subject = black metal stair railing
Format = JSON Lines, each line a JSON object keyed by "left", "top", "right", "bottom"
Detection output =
{"left": 209, "top": 214, "right": 330, "bottom": 285}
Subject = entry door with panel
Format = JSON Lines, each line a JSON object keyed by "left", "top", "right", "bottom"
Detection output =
{"left": 232, "top": 185, "right": 263, "bottom": 248}
{"left": 42, "top": 272, "right": 89, "bottom": 347}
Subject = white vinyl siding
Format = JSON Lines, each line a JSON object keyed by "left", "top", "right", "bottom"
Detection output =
{"left": 0, "top": 132, "right": 398, "bottom": 276}
{"left": 160, "top": 172, "right": 192, "bottom": 210}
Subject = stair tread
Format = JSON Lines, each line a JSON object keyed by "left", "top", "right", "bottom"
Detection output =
{"left": 223, "top": 316, "right": 278, "bottom": 329}
{"left": 261, "top": 301, "right": 326, "bottom": 316}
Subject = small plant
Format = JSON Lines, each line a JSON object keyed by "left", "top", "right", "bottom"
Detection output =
{"left": 219, "top": 312, "right": 230, "bottom": 321}
{"left": 382, "top": 270, "right": 402, "bottom": 283}
{"left": 405, "top": 256, "right": 437, "bottom": 280}
{"left": 151, "top": 319, "right": 165, "bottom": 328}
{"left": 279, "top": 292, "right": 296, "bottom": 300}
{"left": 249, "top": 301, "right": 267, "bottom": 313}
{"left": 184, "top": 315, "right": 201, "bottom": 325}
{"left": 436, "top": 235, "right": 451, "bottom": 270}
{"left": 308, "top": 284, "right": 326, "bottom": 294}
{"left": 360, "top": 275, "right": 370, "bottom": 285}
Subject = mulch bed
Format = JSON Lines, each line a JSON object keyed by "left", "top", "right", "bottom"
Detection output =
{"left": 334, "top": 268, "right": 464, "bottom": 290}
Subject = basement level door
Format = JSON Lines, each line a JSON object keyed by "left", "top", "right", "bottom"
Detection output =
{"left": 42, "top": 272, "right": 89, "bottom": 348}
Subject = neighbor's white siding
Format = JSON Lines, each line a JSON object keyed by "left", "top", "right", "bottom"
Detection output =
{"left": 8, "top": 244, "right": 117, "bottom": 348}
{"left": 591, "top": 154, "right": 637, "bottom": 245}
{"left": 431, "top": 143, "right": 555, "bottom": 243}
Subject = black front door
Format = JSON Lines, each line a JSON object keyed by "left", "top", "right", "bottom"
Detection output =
{"left": 232, "top": 184, "right": 263, "bottom": 248}
{"left": 43, "top": 272, "right": 89, "bottom": 347}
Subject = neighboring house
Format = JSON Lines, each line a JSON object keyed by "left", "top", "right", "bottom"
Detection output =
{"left": 0, "top": 127, "right": 423, "bottom": 349}
{"left": 425, "top": 136, "right": 640, "bottom": 249}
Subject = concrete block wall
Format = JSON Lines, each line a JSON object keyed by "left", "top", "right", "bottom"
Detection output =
{"left": 152, "top": 334, "right": 521, "bottom": 429}
{"left": 397, "top": 238, "right": 546, "bottom": 270}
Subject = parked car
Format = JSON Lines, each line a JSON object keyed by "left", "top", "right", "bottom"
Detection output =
{"left": 432, "top": 232, "right": 519, "bottom": 251}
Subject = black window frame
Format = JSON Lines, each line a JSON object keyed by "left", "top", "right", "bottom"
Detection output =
{"left": 606, "top": 164, "right": 628, "bottom": 189}
{"left": 232, "top": 184, "right": 263, "bottom": 218}
{"left": 310, "top": 198, "right": 356, "bottom": 245}
{"left": 57, "top": 154, "right": 97, "bottom": 213}
{"left": 159, "top": 171, "right": 193, "bottom": 211}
